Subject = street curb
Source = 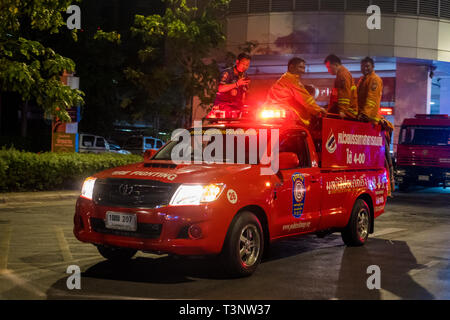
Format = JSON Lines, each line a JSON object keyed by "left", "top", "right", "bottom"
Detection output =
{"left": 0, "top": 191, "right": 80, "bottom": 204}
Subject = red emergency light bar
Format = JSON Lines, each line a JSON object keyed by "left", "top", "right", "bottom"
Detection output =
{"left": 380, "top": 107, "right": 393, "bottom": 115}
{"left": 259, "top": 108, "right": 287, "bottom": 119}
{"left": 415, "top": 114, "right": 448, "bottom": 119}
{"left": 206, "top": 110, "right": 242, "bottom": 119}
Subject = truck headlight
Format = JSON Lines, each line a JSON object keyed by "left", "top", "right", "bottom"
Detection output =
{"left": 396, "top": 169, "right": 406, "bottom": 176}
{"left": 170, "top": 184, "right": 225, "bottom": 206}
{"left": 81, "top": 177, "right": 97, "bottom": 200}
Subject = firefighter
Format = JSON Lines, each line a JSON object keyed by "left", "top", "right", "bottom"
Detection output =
{"left": 357, "top": 56, "right": 395, "bottom": 196}
{"left": 324, "top": 54, "right": 358, "bottom": 119}
{"left": 357, "top": 56, "right": 383, "bottom": 124}
{"left": 211, "top": 52, "right": 251, "bottom": 118}
{"left": 264, "top": 57, "right": 327, "bottom": 128}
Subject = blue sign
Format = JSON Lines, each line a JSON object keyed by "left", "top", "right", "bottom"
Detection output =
{"left": 292, "top": 173, "right": 306, "bottom": 218}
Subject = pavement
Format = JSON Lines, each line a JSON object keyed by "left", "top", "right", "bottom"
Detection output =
{"left": 0, "top": 190, "right": 80, "bottom": 204}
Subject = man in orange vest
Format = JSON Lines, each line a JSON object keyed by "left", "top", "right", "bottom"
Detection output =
{"left": 357, "top": 56, "right": 384, "bottom": 124}
{"left": 324, "top": 54, "right": 358, "bottom": 119}
{"left": 264, "top": 57, "right": 327, "bottom": 128}
{"left": 357, "top": 56, "right": 395, "bottom": 196}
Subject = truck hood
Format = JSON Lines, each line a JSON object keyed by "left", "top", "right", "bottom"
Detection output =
{"left": 94, "top": 161, "right": 254, "bottom": 184}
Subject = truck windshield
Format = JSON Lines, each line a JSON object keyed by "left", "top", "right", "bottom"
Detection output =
{"left": 153, "top": 127, "right": 273, "bottom": 164}
{"left": 399, "top": 126, "right": 450, "bottom": 146}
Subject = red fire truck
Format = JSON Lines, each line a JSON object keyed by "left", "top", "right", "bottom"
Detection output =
{"left": 396, "top": 114, "right": 450, "bottom": 191}
{"left": 74, "top": 110, "right": 389, "bottom": 277}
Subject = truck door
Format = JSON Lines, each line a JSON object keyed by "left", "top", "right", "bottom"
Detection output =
{"left": 273, "top": 130, "right": 322, "bottom": 237}
{"left": 145, "top": 138, "right": 156, "bottom": 151}
{"left": 95, "top": 137, "right": 107, "bottom": 153}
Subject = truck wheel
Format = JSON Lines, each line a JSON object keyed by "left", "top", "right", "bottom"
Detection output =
{"left": 341, "top": 199, "right": 370, "bottom": 246}
{"left": 97, "top": 245, "right": 137, "bottom": 262}
{"left": 221, "top": 211, "right": 264, "bottom": 277}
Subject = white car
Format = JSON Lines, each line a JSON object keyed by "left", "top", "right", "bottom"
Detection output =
{"left": 79, "top": 134, "right": 110, "bottom": 153}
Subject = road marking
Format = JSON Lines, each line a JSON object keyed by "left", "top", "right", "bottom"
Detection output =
{"left": 49, "top": 289, "right": 157, "bottom": 300}
{"left": 0, "top": 225, "right": 12, "bottom": 271}
{"left": 5, "top": 256, "right": 102, "bottom": 277}
{"left": 372, "top": 228, "right": 406, "bottom": 238}
{"left": 55, "top": 226, "right": 73, "bottom": 262}
{"left": 0, "top": 269, "right": 46, "bottom": 298}
{"left": 0, "top": 200, "right": 75, "bottom": 209}
{"left": 380, "top": 288, "right": 401, "bottom": 300}
{"left": 408, "top": 260, "right": 440, "bottom": 276}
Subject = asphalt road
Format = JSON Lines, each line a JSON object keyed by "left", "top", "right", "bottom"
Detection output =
{"left": 0, "top": 187, "right": 449, "bottom": 300}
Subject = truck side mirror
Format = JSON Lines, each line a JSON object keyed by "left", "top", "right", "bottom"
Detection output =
{"left": 144, "top": 149, "right": 157, "bottom": 160}
{"left": 279, "top": 152, "right": 299, "bottom": 170}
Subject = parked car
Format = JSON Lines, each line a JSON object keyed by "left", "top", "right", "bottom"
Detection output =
{"left": 79, "top": 134, "right": 110, "bottom": 153}
{"left": 123, "top": 136, "right": 164, "bottom": 155}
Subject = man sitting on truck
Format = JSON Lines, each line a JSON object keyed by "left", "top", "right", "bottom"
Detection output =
{"left": 356, "top": 56, "right": 395, "bottom": 196}
{"left": 324, "top": 54, "right": 358, "bottom": 120}
{"left": 263, "top": 57, "right": 327, "bottom": 129}
{"left": 209, "top": 52, "right": 251, "bottom": 118}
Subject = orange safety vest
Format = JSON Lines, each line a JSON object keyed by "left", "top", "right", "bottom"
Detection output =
{"left": 265, "top": 72, "right": 324, "bottom": 127}
{"left": 357, "top": 71, "right": 383, "bottom": 124}
{"left": 329, "top": 66, "right": 358, "bottom": 119}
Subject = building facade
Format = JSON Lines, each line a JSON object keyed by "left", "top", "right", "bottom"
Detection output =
{"left": 209, "top": 0, "right": 450, "bottom": 151}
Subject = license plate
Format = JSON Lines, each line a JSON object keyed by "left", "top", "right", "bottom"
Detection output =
{"left": 105, "top": 212, "right": 137, "bottom": 231}
{"left": 418, "top": 175, "right": 430, "bottom": 181}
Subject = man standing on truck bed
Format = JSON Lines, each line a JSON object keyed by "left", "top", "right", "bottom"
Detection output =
{"left": 357, "top": 56, "right": 395, "bottom": 196}
{"left": 357, "top": 56, "right": 383, "bottom": 124}
{"left": 264, "top": 57, "right": 327, "bottom": 128}
{"left": 211, "top": 52, "right": 251, "bottom": 117}
{"left": 324, "top": 54, "right": 358, "bottom": 120}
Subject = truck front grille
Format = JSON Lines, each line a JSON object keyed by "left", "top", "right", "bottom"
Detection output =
{"left": 93, "top": 178, "right": 179, "bottom": 208}
{"left": 397, "top": 156, "right": 440, "bottom": 166}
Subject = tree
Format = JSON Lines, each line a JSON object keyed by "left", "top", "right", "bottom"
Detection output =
{"left": 124, "top": 0, "right": 230, "bottom": 129}
{"left": 45, "top": 0, "right": 166, "bottom": 138}
{"left": 0, "top": 0, "right": 84, "bottom": 137}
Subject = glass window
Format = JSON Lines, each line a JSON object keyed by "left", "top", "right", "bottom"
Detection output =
{"left": 279, "top": 130, "right": 310, "bottom": 168}
{"left": 82, "top": 135, "right": 95, "bottom": 147}
{"left": 153, "top": 127, "right": 266, "bottom": 164}
{"left": 144, "top": 138, "right": 155, "bottom": 149}
{"left": 400, "top": 126, "right": 450, "bottom": 146}
{"left": 96, "top": 138, "right": 105, "bottom": 147}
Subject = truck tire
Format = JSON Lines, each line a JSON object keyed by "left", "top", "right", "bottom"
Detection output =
{"left": 221, "top": 211, "right": 264, "bottom": 277}
{"left": 97, "top": 245, "right": 137, "bottom": 262}
{"left": 341, "top": 199, "right": 370, "bottom": 246}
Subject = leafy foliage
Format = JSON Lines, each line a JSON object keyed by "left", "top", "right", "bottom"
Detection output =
{"left": 124, "top": 0, "right": 230, "bottom": 127}
{"left": 0, "top": 148, "right": 142, "bottom": 191}
{"left": 0, "top": 0, "right": 84, "bottom": 122}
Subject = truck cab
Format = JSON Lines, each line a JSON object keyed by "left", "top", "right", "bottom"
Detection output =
{"left": 396, "top": 114, "right": 450, "bottom": 190}
{"left": 74, "top": 110, "right": 389, "bottom": 277}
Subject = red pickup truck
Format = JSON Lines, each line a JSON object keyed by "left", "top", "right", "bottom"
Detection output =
{"left": 74, "top": 111, "right": 389, "bottom": 277}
